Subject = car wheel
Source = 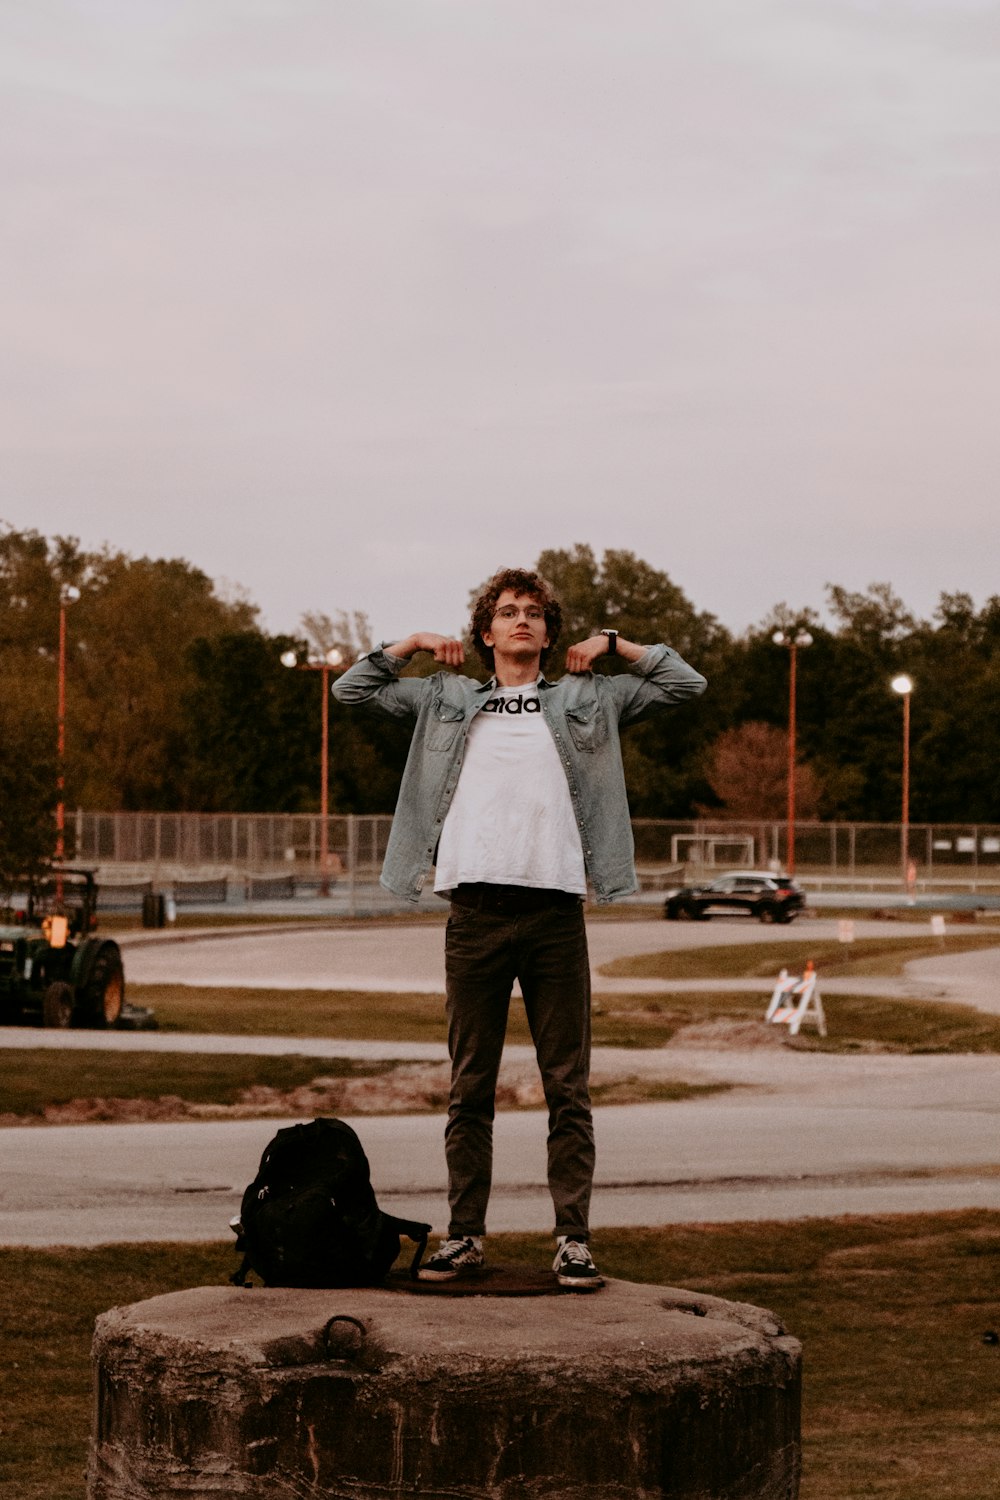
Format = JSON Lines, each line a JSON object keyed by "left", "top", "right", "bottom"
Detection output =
{"left": 43, "top": 981, "right": 75, "bottom": 1028}
{"left": 776, "top": 909, "right": 795, "bottom": 924}
{"left": 758, "top": 904, "right": 777, "bottom": 924}
{"left": 82, "top": 942, "right": 125, "bottom": 1028}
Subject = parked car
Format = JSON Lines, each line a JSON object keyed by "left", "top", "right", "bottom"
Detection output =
{"left": 0, "top": 868, "right": 128, "bottom": 1028}
{"left": 663, "top": 872, "right": 805, "bottom": 924}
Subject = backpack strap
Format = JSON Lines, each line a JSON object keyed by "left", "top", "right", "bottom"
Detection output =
{"left": 230, "top": 1253, "right": 254, "bottom": 1288}
{"left": 389, "top": 1216, "right": 432, "bottom": 1279}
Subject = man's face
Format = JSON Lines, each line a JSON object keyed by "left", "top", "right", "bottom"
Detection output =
{"left": 482, "top": 590, "right": 550, "bottom": 662}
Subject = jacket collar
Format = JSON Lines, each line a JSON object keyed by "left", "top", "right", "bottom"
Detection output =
{"left": 480, "top": 672, "right": 550, "bottom": 692}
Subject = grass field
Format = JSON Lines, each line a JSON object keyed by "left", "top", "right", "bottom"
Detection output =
{"left": 0, "top": 1044, "right": 727, "bottom": 1118}
{"left": 5, "top": 950, "right": 1000, "bottom": 1118}
{"left": 597, "top": 931, "right": 1000, "bottom": 982}
{"left": 129, "top": 981, "right": 1000, "bottom": 1053}
{"left": 3, "top": 1212, "right": 997, "bottom": 1500}
{"left": 0, "top": 1051, "right": 397, "bottom": 1117}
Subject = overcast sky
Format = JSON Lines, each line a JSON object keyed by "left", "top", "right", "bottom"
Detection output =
{"left": 2, "top": 0, "right": 998, "bottom": 642}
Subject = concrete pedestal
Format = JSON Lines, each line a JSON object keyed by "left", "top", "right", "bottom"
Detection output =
{"left": 89, "top": 1276, "right": 801, "bottom": 1499}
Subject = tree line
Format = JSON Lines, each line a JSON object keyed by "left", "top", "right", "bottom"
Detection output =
{"left": 2, "top": 526, "right": 998, "bottom": 873}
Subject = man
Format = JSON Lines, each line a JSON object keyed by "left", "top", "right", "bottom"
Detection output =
{"left": 333, "top": 567, "right": 706, "bottom": 1288}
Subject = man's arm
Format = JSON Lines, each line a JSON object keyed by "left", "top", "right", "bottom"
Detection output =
{"left": 332, "top": 633, "right": 465, "bottom": 719}
{"left": 564, "top": 633, "right": 707, "bottom": 725}
{"left": 564, "top": 635, "right": 647, "bottom": 673}
{"left": 383, "top": 633, "right": 465, "bottom": 667}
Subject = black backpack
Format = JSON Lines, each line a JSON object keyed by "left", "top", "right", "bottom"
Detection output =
{"left": 230, "top": 1117, "right": 431, "bottom": 1288}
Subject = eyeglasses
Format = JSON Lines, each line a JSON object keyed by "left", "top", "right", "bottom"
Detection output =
{"left": 492, "top": 605, "right": 545, "bottom": 622}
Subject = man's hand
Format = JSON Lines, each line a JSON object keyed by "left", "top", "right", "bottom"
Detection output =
{"left": 565, "top": 634, "right": 647, "bottom": 672}
{"left": 564, "top": 636, "right": 611, "bottom": 674}
{"left": 386, "top": 633, "right": 465, "bottom": 666}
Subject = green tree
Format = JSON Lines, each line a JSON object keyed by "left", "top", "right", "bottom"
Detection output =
{"left": 532, "top": 546, "right": 729, "bottom": 815}
{"left": 733, "top": 585, "right": 1000, "bottom": 824}
{"left": 0, "top": 703, "right": 55, "bottom": 889}
{"left": 179, "top": 629, "right": 414, "bottom": 815}
{"left": 901, "top": 592, "right": 1000, "bottom": 823}
{"left": 0, "top": 525, "right": 257, "bottom": 813}
{"left": 67, "top": 551, "right": 257, "bottom": 808}
{"left": 179, "top": 633, "right": 318, "bottom": 812}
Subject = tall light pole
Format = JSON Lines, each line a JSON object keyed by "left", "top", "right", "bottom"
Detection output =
{"left": 55, "top": 584, "right": 81, "bottom": 901}
{"left": 281, "top": 646, "right": 345, "bottom": 896}
{"left": 772, "top": 629, "right": 813, "bottom": 875}
{"left": 891, "top": 674, "right": 913, "bottom": 887}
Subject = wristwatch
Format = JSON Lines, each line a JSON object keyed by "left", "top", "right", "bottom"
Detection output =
{"left": 600, "top": 629, "right": 618, "bottom": 656}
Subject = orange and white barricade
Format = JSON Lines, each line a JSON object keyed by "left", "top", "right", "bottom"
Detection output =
{"left": 765, "top": 961, "right": 827, "bottom": 1037}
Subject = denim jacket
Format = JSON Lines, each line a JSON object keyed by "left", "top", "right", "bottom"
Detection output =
{"left": 332, "top": 644, "right": 707, "bottom": 902}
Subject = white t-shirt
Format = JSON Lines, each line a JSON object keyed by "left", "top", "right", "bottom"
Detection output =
{"left": 433, "top": 682, "right": 587, "bottom": 895}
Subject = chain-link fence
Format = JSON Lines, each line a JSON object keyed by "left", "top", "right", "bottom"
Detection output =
{"left": 69, "top": 811, "right": 1000, "bottom": 894}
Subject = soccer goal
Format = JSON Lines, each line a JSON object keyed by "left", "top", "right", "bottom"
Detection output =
{"left": 670, "top": 834, "right": 755, "bottom": 868}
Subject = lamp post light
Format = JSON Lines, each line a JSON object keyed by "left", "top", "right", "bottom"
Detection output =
{"left": 55, "top": 585, "right": 81, "bottom": 902}
{"left": 891, "top": 674, "right": 914, "bottom": 888}
{"left": 772, "top": 629, "right": 813, "bottom": 876}
{"left": 281, "top": 646, "right": 346, "bottom": 896}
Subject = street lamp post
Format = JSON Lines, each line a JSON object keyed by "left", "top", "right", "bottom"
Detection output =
{"left": 281, "top": 646, "right": 345, "bottom": 896}
{"left": 772, "top": 629, "right": 813, "bottom": 876}
{"left": 891, "top": 674, "right": 913, "bottom": 888}
{"left": 55, "top": 585, "right": 81, "bottom": 901}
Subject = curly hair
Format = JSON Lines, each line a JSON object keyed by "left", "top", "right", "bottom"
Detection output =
{"left": 470, "top": 567, "right": 563, "bottom": 672}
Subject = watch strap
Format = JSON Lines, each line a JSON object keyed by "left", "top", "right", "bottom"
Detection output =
{"left": 600, "top": 629, "right": 618, "bottom": 655}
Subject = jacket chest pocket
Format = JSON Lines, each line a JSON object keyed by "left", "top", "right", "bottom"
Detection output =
{"left": 427, "top": 703, "right": 465, "bottom": 751}
{"left": 565, "top": 700, "right": 607, "bottom": 753}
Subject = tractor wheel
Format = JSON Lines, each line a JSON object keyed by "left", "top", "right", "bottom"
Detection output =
{"left": 82, "top": 942, "right": 125, "bottom": 1028}
{"left": 43, "top": 981, "right": 75, "bottom": 1029}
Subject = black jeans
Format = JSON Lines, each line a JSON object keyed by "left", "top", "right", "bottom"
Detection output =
{"left": 443, "top": 894, "right": 593, "bottom": 1239}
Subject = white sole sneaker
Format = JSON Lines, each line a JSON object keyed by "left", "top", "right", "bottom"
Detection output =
{"left": 417, "top": 1236, "right": 485, "bottom": 1281}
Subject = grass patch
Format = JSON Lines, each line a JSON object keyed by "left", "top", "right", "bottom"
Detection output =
{"left": 0, "top": 1045, "right": 731, "bottom": 1118}
{"left": 137, "top": 985, "right": 452, "bottom": 1039}
{"left": 128, "top": 982, "right": 1000, "bottom": 1054}
{"left": 4, "top": 1213, "right": 999, "bottom": 1500}
{"left": 0, "top": 1051, "right": 395, "bottom": 1117}
{"left": 598, "top": 931, "right": 1000, "bottom": 982}
{"left": 592, "top": 1212, "right": 1000, "bottom": 1500}
{"left": 592, "top": 989, "right": 1000, "bottom": 1054}
{"left": 0, "top": 1241, "right": 234, "bottom": 1500}
{"left": 790, "top": 994, "right": 1000, "bottom": 1055}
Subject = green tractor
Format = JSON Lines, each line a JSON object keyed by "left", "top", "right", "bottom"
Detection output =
{"left": 0, "top": 869, "right": 126, "bottom": 1029}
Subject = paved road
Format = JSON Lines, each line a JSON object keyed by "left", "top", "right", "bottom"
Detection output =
{"left": 3, "top": 918, "right": 999, "bottom": 1245}
{"left": 117, "top": 915, "right": 1000, "bottom": 1010}
{"left": 5, "top": 1047, "right": 999, "bottom": 1245}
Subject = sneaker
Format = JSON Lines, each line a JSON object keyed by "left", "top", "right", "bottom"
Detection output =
{"left": 418, "top": 1235, "right": 485, "bottom": 1281}
{"left": 553, "top": 1236, "right": 604, "bottom": 1291}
